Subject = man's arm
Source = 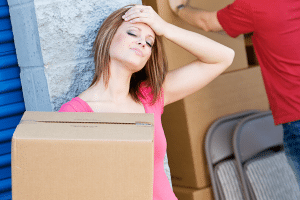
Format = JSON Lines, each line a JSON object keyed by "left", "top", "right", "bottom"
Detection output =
{"left": 169, "top": 0, "right": 223, "bottom": 32}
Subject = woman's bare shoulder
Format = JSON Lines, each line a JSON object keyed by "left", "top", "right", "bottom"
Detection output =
{"left": 78, "top": 87, "right": 98, "bottom": 102}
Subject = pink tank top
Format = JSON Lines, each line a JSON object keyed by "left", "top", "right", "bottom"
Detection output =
{"left": 59, "top": 85, "right": 178, "bottom": 200}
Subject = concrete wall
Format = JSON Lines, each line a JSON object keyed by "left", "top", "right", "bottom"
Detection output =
{"left": 8, "top": 0, "right": 141, "bottom": 111}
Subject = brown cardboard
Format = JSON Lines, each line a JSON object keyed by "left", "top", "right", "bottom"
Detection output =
{"left": 162, "top": 67, "right": 270, "bottom": 188}
{"left": 143, "top": 0, "right": 158, "bottom": 12}
{"left": 173, "top": 186, "right": 214, "bottom": 200}
{"left": 12, "top": 111, "right": 154, "bottom": 200}
{"left": 153, "top": 0, "right": 248, "bottom": 72}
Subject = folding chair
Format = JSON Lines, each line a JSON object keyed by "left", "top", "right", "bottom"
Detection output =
{"left": 205, "top": 110, "right": 259, "bottom": 200}
{"left": 233, "top": 111, "right": 300, "bottom": 200}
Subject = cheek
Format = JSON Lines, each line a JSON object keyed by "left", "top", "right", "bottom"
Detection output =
{"left": 110, "top": 37, "right": 128, "bottom": 56}
{"left": 145, "top": 51, "right": 152, "bottom": 60}
{"left": 112, "top": 34, "right": 131, "bottom": 49}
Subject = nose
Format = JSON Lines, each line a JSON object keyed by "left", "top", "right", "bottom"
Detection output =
{"left": 137, "top": 39, "right": 146, "bottom": 47}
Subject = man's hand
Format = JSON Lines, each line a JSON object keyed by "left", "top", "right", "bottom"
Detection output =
{"left": 168, "top": 0, "right": 189, "bottom": 14}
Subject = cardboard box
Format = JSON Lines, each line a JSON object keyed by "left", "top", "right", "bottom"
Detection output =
{"left": 173, "top": 186, "right": 214, "bottom": 200}
{"left": 153, "top": 0, "right": 248, "bottom": 72}
{"left": 12, "top": 111, "right": 154, "bottom": 200}
{"left": 162, "top": 67, "right": 270, "bottom": 188}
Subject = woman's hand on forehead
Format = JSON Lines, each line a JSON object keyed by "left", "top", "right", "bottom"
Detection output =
{"left": 122, "top": 5, "right": 168, "bottom": 36}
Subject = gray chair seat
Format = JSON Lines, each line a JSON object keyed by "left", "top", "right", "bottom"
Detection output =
{"left": 215, "top": 159, "right": 244, "bottom": 200}
{"left": 245, "top": 151, "right": 300, "bottom": 200}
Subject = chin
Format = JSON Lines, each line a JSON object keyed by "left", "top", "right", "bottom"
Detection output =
{"left": 111, "top": 54, "right": 147, "bottom": 73}
{"left": 124, "top": 59, "right": 146, "bottom": 73}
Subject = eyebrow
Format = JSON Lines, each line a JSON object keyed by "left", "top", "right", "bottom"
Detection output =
{"left": 128, "top": 26, "right": 155, "bottom": 39}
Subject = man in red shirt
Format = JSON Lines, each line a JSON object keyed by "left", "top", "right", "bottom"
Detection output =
{"left": 169, "top": 0, "right": 300, "bottom": 188}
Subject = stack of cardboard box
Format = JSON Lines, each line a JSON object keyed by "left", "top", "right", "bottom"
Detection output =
{"left": 143, "top": 0, "right": 269, "bottom": 199}
{"left": 11, "top": 112, "right": 155, "bottom": 199}
{"left": 162, "top": 67, "right": 269, "bottom": 198}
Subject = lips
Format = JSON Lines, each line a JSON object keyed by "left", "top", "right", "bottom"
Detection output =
{"left": 131, "top": 48, "right": 144, "bottom": 57}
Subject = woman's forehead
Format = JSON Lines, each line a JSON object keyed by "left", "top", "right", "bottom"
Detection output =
{"left": 121, "top": 22, "right": 155, "bottom": 38}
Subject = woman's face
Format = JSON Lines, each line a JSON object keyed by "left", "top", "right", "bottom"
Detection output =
{"left": 109, "top": 21, "right": 155, "bottom": 72}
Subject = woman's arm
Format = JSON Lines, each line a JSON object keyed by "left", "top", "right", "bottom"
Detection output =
{"left": 123, "top": 5, "right": 235, "bottom": 106}
{"left": 161, "top": 23, "right": 234, "bottom": 106}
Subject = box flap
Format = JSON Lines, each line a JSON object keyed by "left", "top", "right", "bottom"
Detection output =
{"left": 14, "top": 112, "right": 154, "bottom": 141}
{"left": 13, "top": 123, "right": 153, "bottom": 141}
{"left": 21, "top": 111, "right": 154, "bottom": 124}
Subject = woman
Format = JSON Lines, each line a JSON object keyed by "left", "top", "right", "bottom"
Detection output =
{"left": 59, "top": 4, "right": 235, "bottom": 199}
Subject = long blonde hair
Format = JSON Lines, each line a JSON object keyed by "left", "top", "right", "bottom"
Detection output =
{"left": 91, "top": 4, "right": 168, "bottom": 105}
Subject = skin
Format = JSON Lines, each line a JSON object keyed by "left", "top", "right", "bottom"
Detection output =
{"left": 79, "top": 22, "right": 154, "bottom": 113}
{"left": 168, "top": 0, "right": 189, "bottom": 12}
{"left": 168, "top": 0, "right": 223, "bottom": 32}
{"left": 79, "top": 5, "right": 234, "bottom": 113}
{"left": 109, "top": 22, "right": 155, "bottom": 74}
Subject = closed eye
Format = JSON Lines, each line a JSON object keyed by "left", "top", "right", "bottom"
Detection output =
{"left": 146, "top": 42, "right": 152, "bottom": 48}
{"left": 127, "top": 32, "right": 136, "bottom": 36}
{"left": 128, "top": 31, "right": 153, "bottom": 48}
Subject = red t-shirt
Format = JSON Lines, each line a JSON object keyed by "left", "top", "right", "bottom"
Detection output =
{"left": 217, "top": 0, "right": 300, "bottom": 125}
